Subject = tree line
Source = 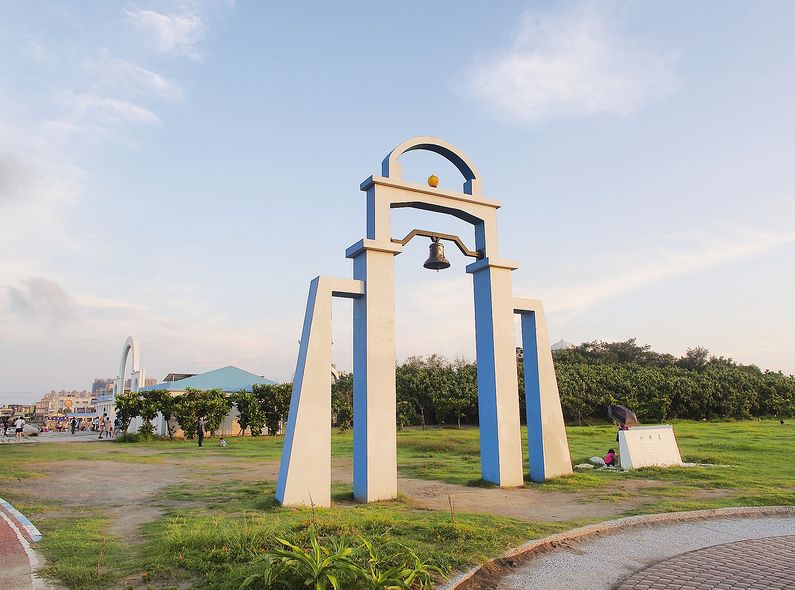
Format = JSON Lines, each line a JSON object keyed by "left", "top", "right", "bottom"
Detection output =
{"left": 115, "top": 383, "right": 292, "bottom": 437}
{"left": 552, "top": 341, "right": 795, "bottom": 423}
{"left": 334, "top": 340, "right": 795, "bottom": 427}
{"left": 117, "top": 340, "right": 795, "bottom": 437}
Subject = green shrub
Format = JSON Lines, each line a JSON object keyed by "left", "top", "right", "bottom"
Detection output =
{"left": 238, "top": 533, "right": 444, "bottom": 590}
{"left": 113, "top": 433, "right": 141, "bottom": 443}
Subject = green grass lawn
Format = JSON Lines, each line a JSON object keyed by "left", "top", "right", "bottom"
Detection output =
{"left": 136, "top": 481, "right": 579, "bottom": 590}
{"left": 399, "top": 420, "right": 795, "bottom": 497}
{"left": 2, "top": 420, "right": 793, "bottom": 589}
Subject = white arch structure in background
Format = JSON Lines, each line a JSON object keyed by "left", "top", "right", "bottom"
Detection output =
{"left": 113, "top": 336, "right": 146, "bottom": 398}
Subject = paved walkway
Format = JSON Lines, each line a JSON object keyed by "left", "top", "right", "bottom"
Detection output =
{"left": 495, "top": 515, "right": 795, "bottom": 590}
{"left": 617, "top": 535, "right": 795, "bottom": 590}
{"left": 1, "top": 430, "right": 111, "bottom": 444}
{"left": 0, "top": 504, "right": 51, "bottom": 589}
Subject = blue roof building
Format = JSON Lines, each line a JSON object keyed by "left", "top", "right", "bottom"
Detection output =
{"left": 140, "top": 365, "right": 276, "bottom": 393}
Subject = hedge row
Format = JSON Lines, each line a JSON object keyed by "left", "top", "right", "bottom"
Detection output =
{"left": 369, "top": 340, "right": 795, "bottom": 427}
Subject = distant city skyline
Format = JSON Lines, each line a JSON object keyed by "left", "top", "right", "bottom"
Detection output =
{"left": 1, "top": 1, "right": 793, "bottom": 402}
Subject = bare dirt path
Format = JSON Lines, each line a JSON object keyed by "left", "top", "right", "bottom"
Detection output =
{"left": 17, "top": 460, "right": 189, "bottom": 538}
{"left": 11, "top": 454, "right": 683, "bottom": 541}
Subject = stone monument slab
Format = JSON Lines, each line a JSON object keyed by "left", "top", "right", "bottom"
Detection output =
{"left": 618, "top": 425, "right": 682, "bottom": 469}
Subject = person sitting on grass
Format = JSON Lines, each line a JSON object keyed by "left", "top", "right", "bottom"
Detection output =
{"left": 604, "top": 448, "right": 616, "bottom": 467}
{"left": 218, "top": 436, "right": 227, "bottom": 447}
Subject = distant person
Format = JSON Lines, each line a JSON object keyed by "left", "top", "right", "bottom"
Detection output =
{"left": 14, "top": 416, "right": 25, "bottom": 441}
{"left": 2, "top": 417, "right": 8, "bottom": 437}
{"left": 105, "top": 414, "right": 113, "bottom": 438}
{"left": 70, "top": 417, "right": 77, "bottom": 435}
{"left": 218, "top": 436, "right": 227, "bottom": 447}
{"left": 113, "top": 417, "right": 121, "bottom": 435}
{"left": 781, "top": 420, "right": 785, "bottom": 426}
{"left": 98, "top": 413, "right": 107, "bottom": 439}
{"left": 616, "top": 423, "right": 629, "bottom": 443}
{"left": 196, "top": 416, "right": 206, "bottom": 448}
{"left": 604, "top": 448, "right": 616, "bottom": 467}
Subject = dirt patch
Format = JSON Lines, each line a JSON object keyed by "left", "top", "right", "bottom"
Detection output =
{"left": 193, "top": 461, "right": 666, "bottom": 522}
{"left": 398, "top": 478, "right": 658, "bottom": 522}
{"left": 17, "top": 460, "right": 191, "bottom": 538}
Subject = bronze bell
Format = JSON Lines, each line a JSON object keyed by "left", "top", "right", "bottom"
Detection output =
{"left": 423, "top": 237, "right": 450, "bottom": 270}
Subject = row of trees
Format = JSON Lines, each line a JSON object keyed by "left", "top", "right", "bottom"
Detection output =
{"left": 115, "top": 383, "right": 293, "bottom": 437}
{"left": 329, "top": 357, "right": 479, "bottom": 430}
{"left": 117, "top": 340, "right": 795, "bottom": 436}
{"left": 333, "top": 340, "right": 795, "bottom": 428}
{"left": 552, "top": 340, "right": 795, "bottom": 422}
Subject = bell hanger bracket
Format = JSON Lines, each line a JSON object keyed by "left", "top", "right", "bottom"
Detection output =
{"left": 391, "top": 228, "right": 483, "bottom": 260}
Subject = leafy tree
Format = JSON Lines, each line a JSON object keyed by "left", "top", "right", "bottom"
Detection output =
{"left": 253, "top": 383, "right": 292, "bottom": 435}
{"left": 234, "top": 390, "right": 265, "bottom": 436}
{"left": 173, "top": 390, "right": 201, "bottom": 439}
{"left": 171, "top": 388, "right": 231, "bottom": 438}
{"left": 199, "top": 389, "right": 233, "bottom": 434}
{"left": 136, "top": 391, "right": 160, "bottom": 437}
{"left": 114, "top": 390, "right": 140, "bottom": 434}
{"left": 332, "top": 373, "right": 353, "bottom": 431}
{"left": 153, "top": 390, "right": 179, "bottom": 439}
{"left": 677, "top": 347, "right": 710, "bottom": 372}
{"left": 396, "top": 400, "right": 418, "bottom": 429}
{"left": 432, "top": 359, "right": 477, "bottom": 428}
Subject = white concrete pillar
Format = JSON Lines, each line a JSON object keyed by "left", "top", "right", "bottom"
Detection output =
{"left": 466, "top": 257, "right": 524, "bottom": 487}
{"left": 514, "top": 298, "right": 573, "bottom": 481}
{"left": 346, "top": 239, "right": 402, "bottom": 502}
{"left": 276, "top": 276, "right": 364, "bottom": 507}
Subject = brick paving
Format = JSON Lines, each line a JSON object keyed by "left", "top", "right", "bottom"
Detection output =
{"left": 616, "top": 535, "right": 795, "bottom": 590}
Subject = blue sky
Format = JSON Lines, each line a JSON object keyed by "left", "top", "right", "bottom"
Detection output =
{"left": 1, "top": 1, "right": 794, "bottom": 402}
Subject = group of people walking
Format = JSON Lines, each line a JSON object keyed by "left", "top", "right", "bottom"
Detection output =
{"left": 1, "top": 416, "right": 27, "bottom": 441}
{"left": 4, "top": 413, "right": 225, "bottom": 445}
{"left": 96, "top": 413, "right": 120, "bottom": 439}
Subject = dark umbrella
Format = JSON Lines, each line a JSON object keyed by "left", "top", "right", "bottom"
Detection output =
{"left": 608, "top": 404, "right": 639, "bottom": 427}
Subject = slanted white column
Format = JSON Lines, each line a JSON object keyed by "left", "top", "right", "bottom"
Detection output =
{"left": 346, "top": 239, "right": 402, "bottom": 502}
{"left": 276, "top": 276, "right": 364, "bottom": 507}
{"left": 466, "top": 258, "right": 524, "bottom": 487}
{"left": 514, "top": 298, "right": 573, "bottom": 482}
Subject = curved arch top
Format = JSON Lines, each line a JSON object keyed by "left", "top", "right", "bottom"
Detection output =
{"left": 119, "top": 336, "right": 140, "bottom": 374}
{"left": 381, "top": 136, "right": 483, "bottom": 196}
{"left": 115, "top": 336, "right": 141, "bottom": 396}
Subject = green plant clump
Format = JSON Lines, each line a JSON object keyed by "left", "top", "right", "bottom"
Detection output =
{"left": 239, "top": 533, "right": 443, "bottom": 589}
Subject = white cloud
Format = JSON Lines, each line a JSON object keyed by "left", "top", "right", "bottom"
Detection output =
{"left": 537, "top": 224, "right": 795, "bottom": 318}
{"left": 0, "top": 274, "right": 293, "bottom": 393}
{"left": 81, "top": 52, "right": 184, "bottom": 101}
{"left": 59, "top": 91, "right": 160, "bottom": 124}
{"left": 126, "top": 7, "right": 207, "bottom": 60}
{"left": 5, "top": 277, "right": 79, "bottom": 325}
{"left": 468, "top": 5, "right": 679, "bottom": 121}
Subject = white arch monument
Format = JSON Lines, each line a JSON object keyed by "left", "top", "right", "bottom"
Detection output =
{"left": 276, "top": 137, "right": 572, "bottom": 507}
{"left": 114, "top": 336, "right": 146, "bottom": 398}
{"left": 96, "top": 336, "right": 146, "bottom": 423}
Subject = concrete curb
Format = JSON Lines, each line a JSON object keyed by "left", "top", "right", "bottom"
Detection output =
{"left": 440, "top": 505, "right": 795, "bottom": 590}
{"left": 0, "top": 498, "right": 42, "bottom": 543}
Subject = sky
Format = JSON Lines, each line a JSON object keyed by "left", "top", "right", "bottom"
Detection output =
{"left": 1, "top": 1, "right": 794, "bottom": 403}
